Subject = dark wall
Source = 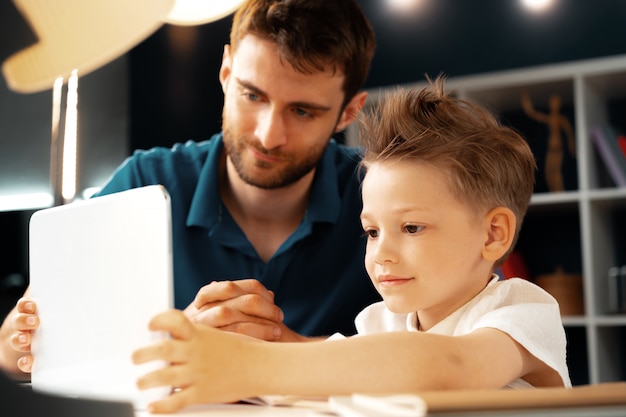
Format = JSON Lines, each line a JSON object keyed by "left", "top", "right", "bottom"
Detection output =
{"left": 362, "top": 0, "right": 626, "bottom": 86}
{"left": 129, "top": 18, "right": 231, "bottom": 150}
{"left": 128, "top": 0, "right": 626, "bottom": 151}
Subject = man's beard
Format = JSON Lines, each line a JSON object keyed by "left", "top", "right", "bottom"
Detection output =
{"left": 222, "top": 127, "right": 327, "bottom": 190}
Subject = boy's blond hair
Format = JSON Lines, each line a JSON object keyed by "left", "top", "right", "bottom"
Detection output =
{"left": 359, "top": 76, "right": 536, "bottom": 265}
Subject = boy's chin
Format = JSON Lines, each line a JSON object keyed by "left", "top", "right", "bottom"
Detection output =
{"left": 382, "top": 297, "right": 417, "bottom": 315}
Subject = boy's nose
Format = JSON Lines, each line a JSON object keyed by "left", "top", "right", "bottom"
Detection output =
{"left": 373, "top": 235, "right": 398, "bottom": 264}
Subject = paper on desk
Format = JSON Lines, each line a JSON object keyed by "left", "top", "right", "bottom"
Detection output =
{"left": 242, "top": 395, "right": 330, "bottom": 410}
{"left": 330, "top": 394, "right": 426, "bottom": 417}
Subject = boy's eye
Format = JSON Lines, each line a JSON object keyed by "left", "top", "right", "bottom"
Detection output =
{"left": 404, "top": 224, "right": 423, "bottom": 234}
{"left": 363, "top": 229, "right": 378, "bottom": 239}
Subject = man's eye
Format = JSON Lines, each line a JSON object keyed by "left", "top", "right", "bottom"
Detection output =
{"left": 294, "top": 108, "right": 313, "bottom": 118}
{"left": 404, "top": 225, "right": 423, "bottom": 234}
{"left": 245, "top": 93, "right": 260, "bottom": 101}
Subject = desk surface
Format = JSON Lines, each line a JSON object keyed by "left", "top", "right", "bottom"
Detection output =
{"left": 11, "top": 379, "right": 626, "bottom": 417}
{"left": 135, "top": 397, "right": 626, "bottom": 417}
{"left": 135, "top": 402, "right": 328, "bottom": 417}
{"left": 133, "top": 402, "right": 626, "bottom": 417}
{"left": 134, "top": 403, "right": 626, "bottom": 417}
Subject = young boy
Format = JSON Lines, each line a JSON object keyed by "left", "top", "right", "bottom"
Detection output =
{"left": 132, "top": 77, "right": 571, "bottom": 414}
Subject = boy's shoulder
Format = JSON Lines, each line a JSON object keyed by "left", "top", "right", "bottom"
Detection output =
{"left": 489, "top": 277, "right": 558, "bottom": 305}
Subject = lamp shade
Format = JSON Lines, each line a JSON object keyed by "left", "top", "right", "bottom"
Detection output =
{"left": 2, "top": 0, "right": 175, "bottom": 94}
{"left": 0, "top": 0, "right": 38, "bottom": 63}
{"left": 166, "top": 0, "right": 244, "bottom": 26}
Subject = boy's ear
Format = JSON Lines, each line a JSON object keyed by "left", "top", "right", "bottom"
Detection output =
{"left": 482, "top": 207, "right": 516, "bottom": 262}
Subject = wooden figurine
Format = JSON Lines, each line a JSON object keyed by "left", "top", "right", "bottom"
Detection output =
{"left": 521, "top": 91, "right": 576, "bottom": 192}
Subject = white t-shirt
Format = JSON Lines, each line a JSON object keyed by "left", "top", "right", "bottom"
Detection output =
{"left": 352, "top": 276, "right": 572, "bottom": 388}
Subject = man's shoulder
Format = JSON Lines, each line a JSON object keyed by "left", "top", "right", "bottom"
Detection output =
{"left": 96, "top": 135, "right": 222, "bottom": 197}
{"left": 131, "top": 136, "right": 219, "bottom": 166}
{"left": 328, "top": 140, "right": 362, "bottom": 161}
{"left": 325, "top": 140, "right": 363, "bottom": 177}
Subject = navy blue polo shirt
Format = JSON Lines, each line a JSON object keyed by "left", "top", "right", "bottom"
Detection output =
{"left": 96, "top": 133, "right": 381, "bottom": 337}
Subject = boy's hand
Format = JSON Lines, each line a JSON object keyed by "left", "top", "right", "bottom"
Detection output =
{"left": 133, "top": 309, "right": 257, "bottom": 413}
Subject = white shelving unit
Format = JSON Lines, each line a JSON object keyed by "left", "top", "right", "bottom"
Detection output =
{"left": 350, "top": 54, "right": 626, "bottom": 385}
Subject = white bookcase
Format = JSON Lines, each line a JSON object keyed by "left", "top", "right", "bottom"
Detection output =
{"left": 349, "top": 54, "right": 626, "bottom": 385}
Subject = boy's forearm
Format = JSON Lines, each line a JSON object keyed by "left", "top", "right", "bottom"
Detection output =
{"left": 251, "top": 332, "right": 454, "bottom": 397}
{"left": 253, "top": 329, "right": 533, "bottom": 398}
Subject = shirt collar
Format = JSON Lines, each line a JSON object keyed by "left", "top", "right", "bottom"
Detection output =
{"left": 306, "top": 140, "right": 342, "bottom": 224}
{"left": 186, "top": 133, "right": 224, "bottom": 229}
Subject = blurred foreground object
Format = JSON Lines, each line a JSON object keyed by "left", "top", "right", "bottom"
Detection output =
{"left": 1, "top": 0, "right": 174, "bottom": 94}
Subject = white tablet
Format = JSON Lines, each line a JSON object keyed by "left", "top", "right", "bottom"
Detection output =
{"left": 28, "top": 185, "right": 174, "bottom": 409}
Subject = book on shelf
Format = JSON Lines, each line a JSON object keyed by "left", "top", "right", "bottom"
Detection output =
{"left": 501, "top": 250, "right": 530, "bottom": 280}
{"left": 608, "top": 265, "right": 626, "bottom": 314}
{"left": 590, "top": 126, "right": 626, "bottom": 187}
{"left": 619, "top": 135, "right": 626, "bottom": 157}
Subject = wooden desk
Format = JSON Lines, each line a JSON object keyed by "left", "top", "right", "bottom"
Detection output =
{"left": 7, "top": 376, "right": 626, "bottom": 416}
{"left": 134, "top": 402, "right": 327, "bottom": 416}
{"left": 133, "top": 383, "right": 626, "bottom": 417}
{"left": 133, "top": 402, "right": 626, "bottom": 417}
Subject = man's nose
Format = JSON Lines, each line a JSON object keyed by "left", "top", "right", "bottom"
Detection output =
{"left": 255, "top": 107, "right": 287, "bottom": 150}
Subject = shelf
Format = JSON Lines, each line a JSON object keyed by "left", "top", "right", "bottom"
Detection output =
{"left": 530, "top": 191, "right": 580, "bottom": 205}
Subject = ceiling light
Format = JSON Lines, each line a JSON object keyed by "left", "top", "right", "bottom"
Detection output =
{"left": 521, "top": 0, "right": 555, "bottom": 12}
{"left": 166, "top": 0, "right": 245, "bottom": 26}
